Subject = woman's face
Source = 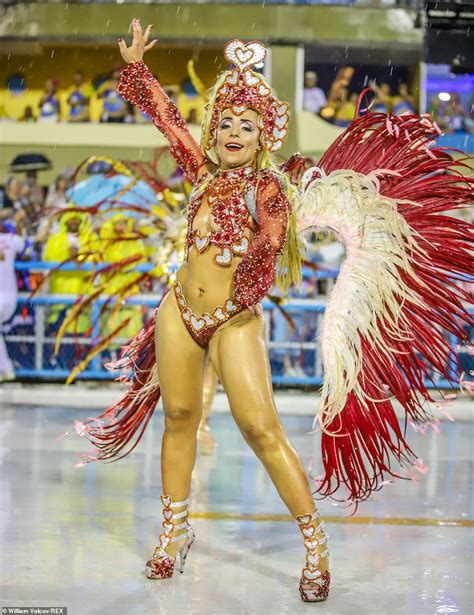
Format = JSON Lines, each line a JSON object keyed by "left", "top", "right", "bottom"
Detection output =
{"left": 216, "top": 108, "right": 261, "bottom": 170}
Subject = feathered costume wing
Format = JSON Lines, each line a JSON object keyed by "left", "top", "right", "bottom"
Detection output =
{"left": 62, "top": 110, "right": 472, "bottom": 508}
{"left": 297, "top": 111, "right": 473, "bottom": 505}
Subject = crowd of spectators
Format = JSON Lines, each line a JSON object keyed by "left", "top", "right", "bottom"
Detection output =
{"left": 303, "top": 67, "right": 418, "bottom": 127}
{"left": 303, "top": 66, "right": 474, "bottom": 135}
{"left": 1, "top": 68, "right": 201, "bottom": 126}
{"left": 429, "top": 93, "right": 474, "bottom": 135}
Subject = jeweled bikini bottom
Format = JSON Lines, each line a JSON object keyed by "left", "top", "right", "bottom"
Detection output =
{"left": 173, "top": 281, "right": 245, "bottom": 348}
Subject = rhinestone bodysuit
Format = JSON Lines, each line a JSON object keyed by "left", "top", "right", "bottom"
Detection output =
{"left": 117, "top": 60, "right": 289, "bottom": 343}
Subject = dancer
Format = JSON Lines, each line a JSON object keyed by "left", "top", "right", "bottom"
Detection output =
{"left": 0, "top": 222, "right": 25, "bottom": 381}
{"left": 67, "top": 20, "right": 473, "bottom": 604}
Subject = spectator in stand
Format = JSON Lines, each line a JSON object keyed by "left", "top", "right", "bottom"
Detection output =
{"left": 369, "top": 81, "right": 392, "bottom": 113}
{"left": 0, "top": 220, "right": 25, "bottom": 381}
{"left": 38, "top": 79, "right": 61, "bottom": 123}
{"left": 392, "top": 82, "right": 416, "bottom": 115}
{"left": 465, "top": 107, "right": 474, "bottom": 135}
{"left": 99, "top": 213, "right": 147, "bottom": 343}
{"left": 327, "top": 67, "right": 354, "bottom": 107}
{"left": 14, "top": 171, "right": 45, "bottom": 237}
{"left": 36, "top": 173, "right": 73, "bottom": 244}
{"left": 23, "top": 170, "right": 44, "bottom": 210}
{"left": 0, "top": 177, "right": 23, "bottom": 222}
{"left": 19, "top": 106, "right": 36, "bottom": 123}
{"left": 67, "top": 71, "right": 93, "bottom": 123}
{"left": 442, "top": 93, "right": 466, "bottom": 134}
{"left": 303, "top": 71, "right": 327, "bottom": 114}
{"left": 98, "top": 67, "right": 129, "bottom": 123}
{"left": 333, "top": 90, "right": 358, "bottom": 127}
{"left": 43, "top": 209, "right": 98, "bottom": 333}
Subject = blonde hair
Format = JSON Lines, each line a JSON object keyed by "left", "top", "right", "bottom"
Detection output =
{"left": 198, "top": 73, "right": 303, "bottom": 292}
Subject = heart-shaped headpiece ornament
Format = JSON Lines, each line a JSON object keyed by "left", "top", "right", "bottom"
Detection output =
{"left": 205, "top": 39, "right": 290, "bottom": 154}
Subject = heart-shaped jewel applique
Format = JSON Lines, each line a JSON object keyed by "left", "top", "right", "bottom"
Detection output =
{"left": 305, "top": 539, "right": 318, "bottom": 550}
{"left": 182, "top": 309, "right": 191, "bottom": 322}
{"left": 270, "top": 139, "right": 283, "bottom": 151}
{"left": 277, "top": 103, "right": 289, "bottom": 115}
{"left": 174, "top": 284, "right": 182, "bottom": 296}
{"left": 162, "top": 521, "right": 174, "bottom": 535}
{"left": 178, "top": 296, "right": 186, "bottom": 306}
{"left": 160, "top": 534, "right": 171, "bottom": 548}
{"left": 236, "top": 47, "right": 254, "bottom": 65}
{"left": 232, "top": 237, "right": 249, "bottom": 255}
{"left": 258, "top": 84, "right": 270, "bottom": 96}
{"left": 219, "top": 85, "right": 229, "bottom": 95}
{"left": 195, "top": 235, "right": 210, "bottom": 253}
{"left": 303, "top": 526, "right": 316, "bottom": 537}
{"left": 297, "top": 514, "right": 312, "bottom": 525}
{"left": 161, "top": 495, "right": 172, "bottom": 507}
{"left": 275, "top": 115, "right": 287, "bottom": 129}
{"left": 308, "top": 553, "right": 320, "bottom": 566}
{"left": 191, "top": 316, "right": 206, "bottom": 331}
{"left": 232, "top": 105, "right": 247, "bottom": 115}
{"left": 215, "top": 248, "right": 232, "bottom": 266}
{"left": 273, "top": 127, "right": 287, "bottom": 140}
{"left": 225, "top": 39, "right": 266, "bottom": 72}
{"left": 303, "top": 567, "right": 321, "bottom": 581}
{"left": 225, "top": 300, "right": 237, "bottom": 313}
{"left": 214, "top": 308, "right": 226, "bottom": 321}
{"left": 226, "top": 70, "right": 239, "bottom": 86}
{"left": 244, "top": 72, "right": 260, "bottom": 86}
{"left": 163, "top": 508, "right": 173, "bottom": 521}
{"left": 203, "top": 313, "right": 216, "bottom": 326}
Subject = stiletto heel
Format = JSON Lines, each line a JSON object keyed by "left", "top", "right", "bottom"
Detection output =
{"left": 145, "top": 494, "right": 194, "bottom": 579}
{"left": 296, "top": 510, "right": 331, "bottom": 602}
{"left": 178, "top": 526, "right": 195, "bottom": 573}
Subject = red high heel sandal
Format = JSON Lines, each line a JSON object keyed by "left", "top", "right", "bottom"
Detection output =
{"left": 145, "top": 495, "right": 195, "bottom": 579}
{"left": 296, "top": 510, "right": 331, "bottom": 602}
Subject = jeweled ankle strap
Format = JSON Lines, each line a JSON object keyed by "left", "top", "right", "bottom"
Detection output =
{"left": 160, "top": 494, "right": 190, "bottom": 508}
{"left": 295, "top": 510, "right": 321, "bottom": 526}
{"left": 153, "top": 495, "right": 192, "bottom": 560}
{"left": 171, "top": 497, "right": 190, "bottom": 508}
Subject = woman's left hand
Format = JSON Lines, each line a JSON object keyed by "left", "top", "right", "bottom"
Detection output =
{"left": 247, "top": 303, "right": 263, "bottom": 317}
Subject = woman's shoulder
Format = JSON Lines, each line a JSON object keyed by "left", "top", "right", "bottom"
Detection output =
{"left": 255, "top": 168, "right": 286, "bottom": 193}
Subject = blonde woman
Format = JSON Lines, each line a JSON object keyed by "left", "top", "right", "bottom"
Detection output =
{"left": 76, "top": 18, "right": 330, "bottom": 602}
{"left": 69, "top": 18, "right": 473, "bottom": 605}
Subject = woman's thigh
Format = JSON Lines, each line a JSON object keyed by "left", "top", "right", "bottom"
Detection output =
{"left": 208, "top": 312, "right": 282, "bottom": 433}
{"left": 155, "top": 290, "right": 206, "bottom": 412}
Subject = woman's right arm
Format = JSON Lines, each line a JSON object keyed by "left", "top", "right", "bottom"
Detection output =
{"left": 117, "top": 19, "right": 207, "bottom": 183}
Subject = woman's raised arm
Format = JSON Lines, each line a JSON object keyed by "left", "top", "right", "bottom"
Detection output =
{"left": 117, "top": 19, "right": 207, "bottom": 182}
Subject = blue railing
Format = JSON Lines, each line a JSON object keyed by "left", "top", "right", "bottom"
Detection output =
{"left": 6, "top": 260, "right": 471, "bottom": 388}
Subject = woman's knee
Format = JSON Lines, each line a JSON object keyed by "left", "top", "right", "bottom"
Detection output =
{"left": 240, "top": 421, "right": 284, "bottom": 455}
{"left": 164, "top": 404, "right": 201, "bottom": 431}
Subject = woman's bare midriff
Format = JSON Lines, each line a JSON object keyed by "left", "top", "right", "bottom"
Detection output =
{"left": 175, "top": 191, "right": 254, "bottom": 315}
{"left": 175, "top": 242, "right": 248, "bottom": 316}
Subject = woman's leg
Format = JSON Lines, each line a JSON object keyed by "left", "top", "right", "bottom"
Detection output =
{"left": 208, "top": 311, "right": 330, "bottom": 599}
{"left": 155, "top": 291, "right": 206, "bottom": 554}
{"left": 197, "top": 358, "right": 219, "bottom": 453}
{"left": 208, "top": 312, "right": 315, "bottom": 517}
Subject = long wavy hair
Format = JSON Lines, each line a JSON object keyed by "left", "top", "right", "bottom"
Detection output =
{"left": 197, "top": 72, "right": 302, "bottom": 291}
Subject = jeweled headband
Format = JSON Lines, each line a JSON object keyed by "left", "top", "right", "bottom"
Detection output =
{"left": 205, "top": 39, "right": 290, "bottom": 153}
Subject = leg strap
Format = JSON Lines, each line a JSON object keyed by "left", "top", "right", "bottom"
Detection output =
{"left": 170, "top": 497, "right": 190, "bottom": 508}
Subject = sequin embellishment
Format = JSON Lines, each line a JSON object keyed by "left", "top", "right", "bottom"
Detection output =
{"left": 173, "top": 281, "right": 241, "bottom": 337}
